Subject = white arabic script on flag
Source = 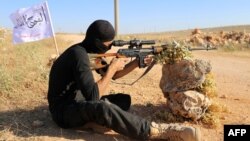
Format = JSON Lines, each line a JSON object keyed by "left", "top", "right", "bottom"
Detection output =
{"left": 10, "top": 1, "right": 54, "bottom": 44}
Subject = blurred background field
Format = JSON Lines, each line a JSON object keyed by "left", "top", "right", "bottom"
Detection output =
{"left": 0, "top": 25, "right": 250, "bottom": 140}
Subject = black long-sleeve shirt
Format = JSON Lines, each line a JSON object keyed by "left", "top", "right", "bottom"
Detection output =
{"left": 48, "top": 44, "right": 99, "bottom": 112}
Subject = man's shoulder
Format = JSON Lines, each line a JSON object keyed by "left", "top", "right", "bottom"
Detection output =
{"left": 69, "top": 43, "right": 86, "bottom": 51}
{"left": 67, "top": 43, "right": 88, "bottom": 56}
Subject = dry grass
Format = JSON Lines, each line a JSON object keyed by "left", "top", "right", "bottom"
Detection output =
{"left": 201, "top": 101, "right": 229, "bottom": 128}
{"left": 0, "top": 32, "right": 72, "bottom": 110}
{"left": 196, "top": 73, "right": 217, "bottom": 98}
{"left": 0, "top": 31, "right": 74, "bottom": 140}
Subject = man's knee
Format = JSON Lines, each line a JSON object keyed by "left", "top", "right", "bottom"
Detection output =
{"left": 96, "top": 100, "right": 112, "bottom": 114}
{"left": 100, "top": 93, "right": 131, "bottom": 111}
{"left": 80, "top": 100, "right": 113, "bottom": 118}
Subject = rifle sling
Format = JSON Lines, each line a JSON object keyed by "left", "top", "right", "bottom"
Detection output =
{"left": 130, "top": 59, "right": 157, "bottom": 85}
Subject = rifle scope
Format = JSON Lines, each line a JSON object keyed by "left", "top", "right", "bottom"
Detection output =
{"left": 112, "top": 39, "right": 155, "bottom": 48}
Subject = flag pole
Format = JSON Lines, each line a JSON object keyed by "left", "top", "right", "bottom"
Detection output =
{"left": 52, "top": 35, "right": 59, "bottom": 56}
{"left": 45, "top": 1, "right": 60, "bottom": 56}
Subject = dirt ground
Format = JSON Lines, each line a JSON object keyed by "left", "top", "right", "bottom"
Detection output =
{"left": 1, "top": 36, "right": 250, "bottom": 141}
{"left": 192, "top": 51, "right": 250, "bottom": 141}
{"left": 105, "top": 50, "right": 250, "bottom": 141}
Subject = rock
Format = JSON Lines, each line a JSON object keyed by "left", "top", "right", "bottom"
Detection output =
{"left": 188, "top": 29, "right": 250, "bottom": 47}
{"left": 192, "top": 28, "right": 202, "bottom": 35}
{"left": 32, "top": 120, "right": 44, "bottom": 127}
{"left": 160, "top": 59, "right": 211, "bottom": 93}
{"left": 167, "top": 91, "right": 211, "bottom": 120}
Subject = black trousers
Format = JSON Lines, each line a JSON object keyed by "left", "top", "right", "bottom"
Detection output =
{"left": 50, "top": 94, "right": 151, "bottom": 140}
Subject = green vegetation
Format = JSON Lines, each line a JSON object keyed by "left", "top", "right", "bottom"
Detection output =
{"left": 153, "top": 41, "right": 193, "bottom": 64}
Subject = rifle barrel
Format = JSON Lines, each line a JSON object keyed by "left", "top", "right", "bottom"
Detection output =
{"left": 189, "top": 47, "right": 217, "bottom": 51}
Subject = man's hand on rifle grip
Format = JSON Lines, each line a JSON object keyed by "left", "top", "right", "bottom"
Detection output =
{"left": 110, "top": 58, "right": 127, "bottom": 72}
{"left": 143, "top": 56, "right": 153, "bottom": 66}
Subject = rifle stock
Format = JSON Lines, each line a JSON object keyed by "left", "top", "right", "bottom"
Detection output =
{"left": 88, "top": 53, "right": 128, "bottom": 70}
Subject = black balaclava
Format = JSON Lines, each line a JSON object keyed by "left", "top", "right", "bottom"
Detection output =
{"left": 81, "top": 20, "right": 115, "bottom": 53}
